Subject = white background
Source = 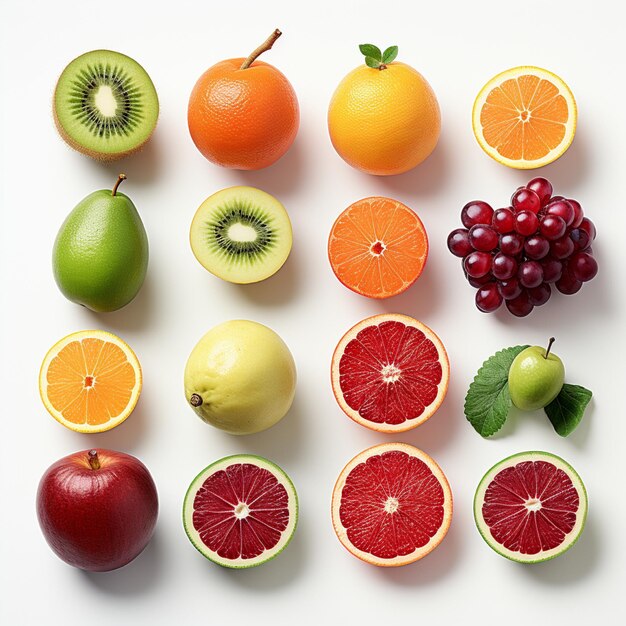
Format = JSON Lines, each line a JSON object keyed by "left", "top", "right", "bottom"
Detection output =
{"left": 1, "top": 0, "right": 623, "bottom": 623}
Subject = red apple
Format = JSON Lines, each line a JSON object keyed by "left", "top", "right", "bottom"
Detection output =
{"left": 36, "top": 448, "right": 158, "bottom": 572}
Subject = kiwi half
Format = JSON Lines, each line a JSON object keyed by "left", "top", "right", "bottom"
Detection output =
{"left": 53, "top": 50, "right": 159, "bottom": 160}
{"left": 190, "top": 186, "right": 293, "bottom": 284}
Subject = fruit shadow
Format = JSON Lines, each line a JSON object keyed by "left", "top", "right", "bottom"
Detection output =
{"left": 217, "top": 137, "right": 307, "bottom": 200}
{"left": 226, "top": 240, "right": 302, "bottom": 307}
{"left": 82, "top": 132, "right": 166, "bottom": 186}
{"left": 520, "top": 514, "right": 600, "bottom": 584}
{"left": 79, "top": 528, "right": 165, "bottom": 595}
{"left": 372, "top": 515, "right": 462, "bottom": 586}
{"left": 364, "top": 134, "right": 450, "bottom": 200}
{"left": 81, "top": 270, "right": 157, "bottom": 333}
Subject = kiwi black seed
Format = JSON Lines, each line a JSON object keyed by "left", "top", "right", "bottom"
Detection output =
{"left": 190, "top": 187, "right": 293, "bottom": 284}
{"left": 53, "top": 50, "right": 159, "bottom": 160}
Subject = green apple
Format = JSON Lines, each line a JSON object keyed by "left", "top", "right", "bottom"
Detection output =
{"left": 508, "top": 338, "right": 565, "bottom": 411}
{"left": 184, "top": 320, "right": 296, "bottom": 435}
{"left": 52, "top": 174, "right": 148, "bottom": 312}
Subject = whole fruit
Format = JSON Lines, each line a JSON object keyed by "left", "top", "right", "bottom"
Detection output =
{"left": 36, "top": 449, "right": 158, "bottom": 572}
{"left": 328, "top": 44, "right": 440, "bottom": 176}
{"left": 508, "top": 338, "right": 565, "bottom": 411}
{"left": 188, "top": 29, "right": 299, "bottom": 170}
{"left": 52, "top": 174, "right": 149, "bottom": 312}
{"left": 184, "top": 320, "right": 296, "bottom": 434}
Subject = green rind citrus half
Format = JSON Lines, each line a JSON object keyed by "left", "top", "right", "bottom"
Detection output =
{"left": 474, "top": 451, "right": 587, "bottom": 563}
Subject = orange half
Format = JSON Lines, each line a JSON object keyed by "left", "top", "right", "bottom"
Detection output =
{"left": 39, "top": 330, "right": 142, "bottom": 433}
{"left": 328, "top": 196, "right": 428, "bottom": 299}
{"left": 472, "top": 66, "right": 577, "bottom": 169}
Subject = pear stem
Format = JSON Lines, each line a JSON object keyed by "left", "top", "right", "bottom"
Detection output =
{"left": 112, "top": 174, "right": 127, "bottom": 196}
{"left": 88, "top": 450, "right": 101, "bottom": 470}
{"left": 240, "top": 29, "right": 282, "bottom": 70}
{"left": 544, "top": 337, "right": 556, "bottom": 359}
{"left": 190, "top": 394, "right": 203, "bottom": 407}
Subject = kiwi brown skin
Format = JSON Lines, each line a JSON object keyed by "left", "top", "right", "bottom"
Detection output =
{"left": 52, "top": 83, "right": 158, "bottom": 162}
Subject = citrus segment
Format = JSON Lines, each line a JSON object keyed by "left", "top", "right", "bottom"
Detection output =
{"left": 472, "top": 66, "right": 576, "bottom": 169}
{"left": 474, "top": 451, "right": 587, "bottom": 563}
{"left": 39, "top": 330, "right": 141, "bottom": 433}
{"left": 183, "top": 455, "right": 298, "bottom": 568}
{"left": 328, "top": 197, "right": 428, "bottom": 299}
{"left": 332, "top": 443, "right": 452, "bottom": 566}
{"left": 331, "top": 314, "right": 449, "bottom": 432}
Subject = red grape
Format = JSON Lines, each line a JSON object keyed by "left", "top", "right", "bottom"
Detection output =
{"left": 526, "top": 177, "right": 553, "bottom": 206}
{"left": 528, "top": 283, "right": 551, "bottom": 306}
{"left": 550, "top": 236, "right": 575, "bottom": 259}
{"left": 524, "top": 235, "right": 550, "bottom": 260}
{"left": 569, "top": 228, "right": 590, "bottom": 252}
{"left": 556, "top": 269, "right": 582, "bottom": 295}
{"left": 469, "top": 224, "right": 499, "bottom": 252}
{"left": 540, "top": 257, "right": 563, "bottom": 283}
{"left": 546, "top": 200, "right": 575, "bottom": 226}
{"left": 492, "top": 253, "right": 518, "bottom": 280}
{"left": 500, "top": 233, "right": 524, "bottom": 256}
{"left": 568, "top": 199, "right": 584, "bottom": 228}
{"left": 492, "top": 208, "right": 515, "bottom": 233}
{"left": 468, "top": 274, "right": 493, "bottom": 288}
{"left": 515, "top": 210, "right": 539, "bottom": 236}
{"left": 518, "top": 260, "right": 544, "bottom": 288}
{"left": 579, "top": 217, "right": 596, "bottom": 241}
{"left": 498, "top": 278, "right": 522, "bottom": 300}
{"left": 447, "top": 228, "right": 472, "bottom": 257}
{"left": 512, "top": 188, "right": 541, "bottom": 214}
{"left": 506, "top": 291, "right": 534, "bottom": 317}
{"left": 476, "top": 283, "right": 503, "bottom": 313}
{"left": 464, "top": 251, "right": 492, "bottom": 278}
{"left": 461, "top": 201, "right": 493, "bottom": 228}
{"left": 570, "top": 252, "right": 598, "bottom": 282}
{"left": 539, "top": 215, "right": 567, "bottom": 240}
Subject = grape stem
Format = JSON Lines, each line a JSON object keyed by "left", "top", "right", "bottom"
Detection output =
{"left": 240, "top": 29, "right": 281, "bottom": 70}
{"left": 544, "top": 337, "right": 556, "bottom": 359}
{"left": 112, "top": 174, "right": 127, "bottom": 196}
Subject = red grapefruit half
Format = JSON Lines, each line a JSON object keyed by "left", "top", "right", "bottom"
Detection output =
{"left": 331, "top": 443, "right": 453, "bottom": 567}
{"left": 474, "top": 451, "right": 587, "bottom": 563}
{"left": 183, "top": 455, "right": 298, "bottom": 568}
{"left": 331, "top": 314, "right": 449, "bottom": 433}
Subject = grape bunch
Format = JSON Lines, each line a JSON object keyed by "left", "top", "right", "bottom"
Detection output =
{"left": 447, "top": 178, "right": 598, "bottom": 317}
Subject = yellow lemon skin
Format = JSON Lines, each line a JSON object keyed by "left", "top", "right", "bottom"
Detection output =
{"left": 184, "top": 320, "right": 296, "bottom": 435}
{"left": 328, "top": 62, "right": 441, "bottom": 176}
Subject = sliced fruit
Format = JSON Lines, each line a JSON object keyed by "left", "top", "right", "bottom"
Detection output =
{"left": 331, "top": 443, "right": 452, "bottom": 566}
{"left": 54, "top": 50, "right": 159, "bottom": 160}
{"left": 474, "top": 451, "right": 587, "bottom": 563}
{"left": 39, "top": 330, "right": 142, "bottom": 433}
{"left": 190, "top": 186, "right": 292, "bottom": 284}
{"left": 331, "top": 314, "right": 449, "bottom": 432}
{"left": 472, "top": 66, "right": 576, "bottom": 169}
{"left": 183, "top": 455, "right": 298, "bottom": 568}
{"left": 328, "top": 197, "right": 428, "bottom": 298}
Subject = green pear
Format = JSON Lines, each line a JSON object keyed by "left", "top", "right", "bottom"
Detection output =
{"left": 53, "top": 175, "right": 149, "bottom": 312}
{"left": 508, "top": 338, "right": 565, "bottom": 411}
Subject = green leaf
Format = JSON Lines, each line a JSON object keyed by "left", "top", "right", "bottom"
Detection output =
{"left": 364, "top": 56, "right": 381, "bottom": 69}
{"left": 544, "top": 384, "right": 592, "bottom": 437}
{"left": 382, "top": 46, "right": 398, "bottom": 64}
{"left": 359, "top": 44, "right": 382, "bottom": 61}
{"left": 464, "top": 345, "right": 529, "bottom": 437}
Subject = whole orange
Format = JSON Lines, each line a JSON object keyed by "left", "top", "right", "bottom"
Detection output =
{"left": 328, "top": 45, "right": 440, "bottom": 176}
{"left": 188, "top": 30, "right": 299, "bottom": 170}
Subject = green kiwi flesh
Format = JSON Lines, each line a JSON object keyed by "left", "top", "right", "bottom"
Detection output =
{"left": 190, "top": 187, "right": 293, "bottom": 284}
{"left": 54, "top": 50, "right": 159, "bottom": 160}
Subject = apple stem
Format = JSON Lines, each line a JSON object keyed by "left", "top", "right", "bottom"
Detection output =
{"left": 112, "top": 174, "right": 127, "bottom": 196}
{"left": 190, "top": 393, "right": 203, "bottom": 407}
{"left": 88, "top": 450, "right": 101, "bottom": 470}
{"left": 240, "top": 29, "right": 282, "bottom": 70}
{"left": 544, "top": 337, "right": 556, "bottom": 359}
